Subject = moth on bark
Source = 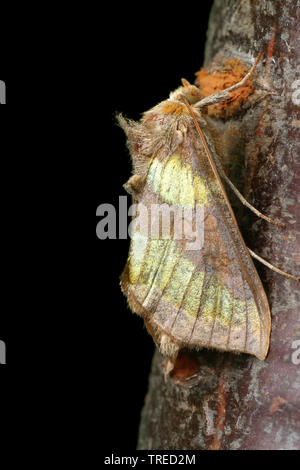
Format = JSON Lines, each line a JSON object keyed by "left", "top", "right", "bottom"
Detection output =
{"left": 118, "top": 55, "right": 299, "bottom": 374}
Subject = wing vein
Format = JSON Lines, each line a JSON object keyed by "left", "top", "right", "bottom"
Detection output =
{"left": 187, "top": 266, "right": 207, "bottom": 345}
{"left": 243, "top": 277, "right": 249, "bottom": 353}
{"left": 208, "top": 278, "right": 221, "bottom": 347}
{"left": 225, "top": 275, "right": 234, "bottom": 350}
{"left": 141, "top": 240, "right": 172, "bottom": 305}
{"left": 170, "top": 263, "right": 198, "bottom": 333}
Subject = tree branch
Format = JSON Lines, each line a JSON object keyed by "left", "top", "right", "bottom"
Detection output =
{"left": 137, "top": 0, "right": 300, "bottom": 450}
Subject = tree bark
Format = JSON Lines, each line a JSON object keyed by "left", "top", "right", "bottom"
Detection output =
{"left": 137, "top": 0, "right": 300, "bottom": 450}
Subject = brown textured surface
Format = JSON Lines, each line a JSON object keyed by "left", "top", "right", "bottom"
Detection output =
{"left": 137, "top": 0, "right": 300, "bottom": 450}
{"left": 195, "top": 59, "right": 254, "bottom": 118}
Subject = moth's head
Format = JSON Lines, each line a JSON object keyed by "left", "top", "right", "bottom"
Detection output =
{"left": 169, "top": 78, "right": 203, "bottom": 105}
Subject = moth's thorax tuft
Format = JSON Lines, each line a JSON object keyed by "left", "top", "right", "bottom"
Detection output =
{"left": 142, "top": 98, "right": 202, "bottom": 136}
{"left": 143, "top": 100, "right": 188, "bottom": 119}
{"left": 141, "top": 82, "right": 203, "bottom": 132}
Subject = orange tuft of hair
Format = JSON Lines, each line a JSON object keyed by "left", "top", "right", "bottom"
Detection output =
{"left": 160, "top": 102, "right": 189, "bottom": 116}
{"left": 195, "top": 59, "right": 254, "bottom": 118}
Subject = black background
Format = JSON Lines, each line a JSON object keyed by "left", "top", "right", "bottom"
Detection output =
{"left": 95, "top": 4, "right": 214, "bottom": 450}
{"left": 0, "top": 73, "right": 8, "bottom": 364}
{"left": 0, "top": 1, "right": 214, "bottom": 453}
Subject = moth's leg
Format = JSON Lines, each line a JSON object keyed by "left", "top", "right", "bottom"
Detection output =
{"left": 164, "top": 359, "right": 175, "bottom": 382}
{"left": 220, "top": 170, "right": 284, "bottom": 228}
{"left": 248, "top": 248, "right": 300, "bottom": 281}
{"left": 194, "top": 52, "right": 263, "bottom": 109}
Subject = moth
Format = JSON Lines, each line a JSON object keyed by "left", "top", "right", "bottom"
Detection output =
{"left": 118, "top": 54, "right": 299, "bottom": 369}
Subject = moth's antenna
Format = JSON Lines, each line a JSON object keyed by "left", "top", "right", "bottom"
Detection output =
{"left": 248, "top": 249, "right": 300, "bottom": 281}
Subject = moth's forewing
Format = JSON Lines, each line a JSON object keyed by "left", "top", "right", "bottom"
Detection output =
{"left": 120, "top": 114, "right": 271, "bottom": 361}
